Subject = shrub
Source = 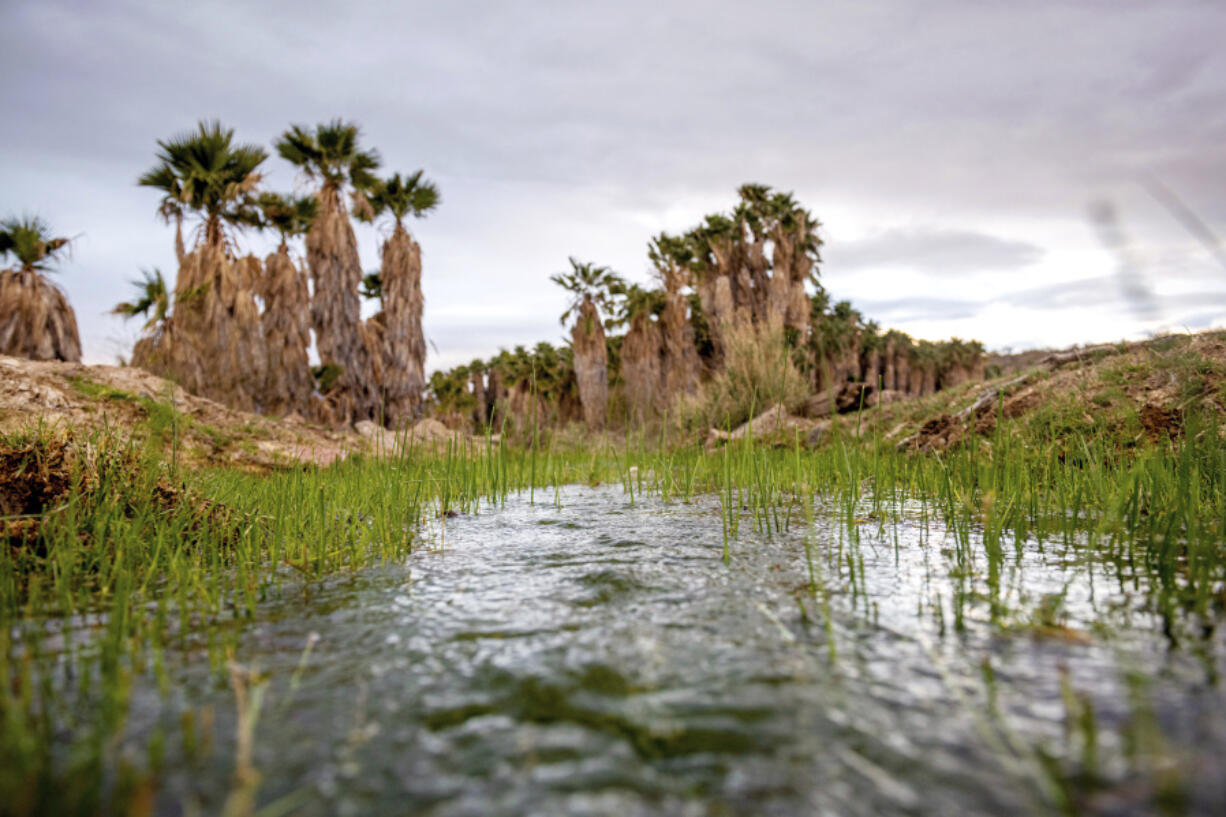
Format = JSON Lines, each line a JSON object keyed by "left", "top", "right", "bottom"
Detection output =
{"left": 680, "top": 316, "right": 810, "bottom": 430}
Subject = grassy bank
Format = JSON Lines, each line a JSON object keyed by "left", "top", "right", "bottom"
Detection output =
{"left": 2, "top": 346, "right": 1225, "bottom": 813}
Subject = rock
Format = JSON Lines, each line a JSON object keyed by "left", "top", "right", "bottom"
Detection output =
{"left": 409, "top": 418, "right": 452, "bottom": 442}
{"left": 706, "top": 404, "right": 813, "bottom": 449}
{"left": 803, "top": 383, "right": 874, "bottom": 418}
{"left": 865, "top": 389, "right": 904, "bottom": 408}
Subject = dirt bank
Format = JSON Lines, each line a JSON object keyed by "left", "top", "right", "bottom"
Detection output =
{"left": 697, "top": 332, "right": 1226, "bottom": 453}
{"left": 0, "top": 355, "right": 362, "bottom": 470}
{"left": 886, "top": 332, "right": 1226, "bottom": 452}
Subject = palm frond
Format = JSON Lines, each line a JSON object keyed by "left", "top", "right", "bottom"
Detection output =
{"left": 368, "top": 170, "right": 441, "bottom": 226}
{"left": 111, "top": 268, "right": 169, "bottom": 330}
{"left": 0, "top": 215, "right": 72, "bottom": 272}
{"left": 140, "top": 120, "right": 268, "bottom": 248}
{"left": 257, "top": 192, "right": 318, "bottom": 239}
{"left": 275, "top": 119, "right": 381, "bottom": 191}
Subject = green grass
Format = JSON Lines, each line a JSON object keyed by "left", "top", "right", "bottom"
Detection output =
{"left": 2, "top": 399, "right": 1224, "bottom": 815}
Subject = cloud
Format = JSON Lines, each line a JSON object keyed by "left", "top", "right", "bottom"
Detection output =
{"left": 1008, "top": 277, "right": 1123, "bottom": 310}
{"left": 829, "top": 228, "right": 1045, "bottom": 274}
{"left": 845, "top": 296, "right": 985, "bottom": 324}
{"left": 1, "top": 0, "right": 1224, "bottom": 365}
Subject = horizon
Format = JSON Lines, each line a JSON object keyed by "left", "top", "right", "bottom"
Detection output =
{"left": 2, "top": 0, "right": 1224, "bottom": 372}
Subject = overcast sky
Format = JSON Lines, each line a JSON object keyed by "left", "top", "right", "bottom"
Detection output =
{"left": 2, "top": 0, "right": 1224, "bottom": 369}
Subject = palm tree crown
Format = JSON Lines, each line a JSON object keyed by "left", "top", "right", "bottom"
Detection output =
{"left": 0, "top": 216, "right": 71, "bottom": 273}
{"left": 275, "top": 120, "right": 381, "bottom": 193}
{"left": 550, "top": 258, "right": 623, "bottom": 325}
{"left": 256, "top": 192, "right": 318, "bottom": 244}
{"left": 610, "top": 282, "right": 665, "bottom": 329}
{"left": 111, "top": 268, "right": 169, "bottom": 330}
{"left": 139, "top": 120, "right": 267, "bottom": 249}
{"left": 366, "top": 170, "right": 440, "bottom": 228}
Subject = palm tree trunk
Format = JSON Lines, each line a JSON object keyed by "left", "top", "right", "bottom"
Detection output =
{"left": 174, "top": 215, "right": 185, "bottom": 264}
{"left": 260, "top": 245, "right": 314, "bottom": 417}
{"left": 378, "top": 224, "right": 426, "bottom": 426}
{"left": 166, "top": 245, "right": 266, "bottom": 411}
{"left": 865, "top": 347, "right": 881, "bottom": 389}
{"left": 470, "top": 366, "right": 487, "bottom": 430}
{"left": 844, "top": 334, "right": 862, "bottom": 382}
{"left": 0, "top": 269, "right": 82, "bottom": 362}
{"left": 770, "top": 222, "right": 814, "bottom": 340}
{"left": 768, "top": 232, "right": 793, "bottom": 322}
{"left": 882, "top": 341, "right": 896, "bottom": 391}
{"left": 130, "top": 317, "right": 175, "bottom": 376}
{"left": 621, "top": 313, "right": 662, "bottom": 425}
{"left": 940, "top": 365, "right": 965, "bottom": 390}
{"left": 306, "top": 185, "right": 380, "bottom": 426}
{"left": 747, "top": 238, "right": 771, "bottom": 324}
{"left": 894, "top": 351, "right": 910, "bottom": 393}
{"left": 659, "top": 285, "right": 700, "bottom": 402}
{"left": 697, "top": 274, "right": 735, "bottom": 365}
{"left": 571, "top": 297, "right": 608, "bottom": 430}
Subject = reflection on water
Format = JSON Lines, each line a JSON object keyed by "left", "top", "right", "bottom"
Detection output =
{"left": 129, "top": 486, "right": 1225, "bottom": 816}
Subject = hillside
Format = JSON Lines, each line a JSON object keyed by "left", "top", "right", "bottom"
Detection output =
{"left": 4, "top": 331, "right": 1224, "bottom": 473}
{"left": 821, "top": 331, "right": 1226, "bottom": 451}
{"left": 0, "top": 355, "right": 360, "bottom": 470}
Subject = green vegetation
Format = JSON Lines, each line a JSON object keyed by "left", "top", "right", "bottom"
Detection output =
{"left": 2, "top": 349, "right": 1224, "bottom": 812}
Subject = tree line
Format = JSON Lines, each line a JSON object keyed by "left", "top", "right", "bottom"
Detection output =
{"left": 117, "top": 119, "right": 438, "bottom": 427}
{"left": 2, "top": 145, "right": 985, "bottom": 434}
{"left": 426, "top": 184, "right": 985, "bottom": 434}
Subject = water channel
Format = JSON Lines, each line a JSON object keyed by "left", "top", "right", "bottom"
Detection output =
{"left": 118, "top": 485, "right": 1225, "bottom": 815}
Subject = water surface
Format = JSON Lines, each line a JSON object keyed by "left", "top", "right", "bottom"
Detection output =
{"left": 130, "top": 485, "right": 1226, "bottom": 815}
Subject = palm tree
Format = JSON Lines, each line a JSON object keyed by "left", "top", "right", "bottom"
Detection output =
{"left": 112, "top": 268, "right": 170, "bottom": 330}
{"left": 909, "top": 340, "right": 938, "bottom": 396}
{"left": 139, "top": 120, "right": 266, "bottom": 252}
{"left": 363, "top": 170, "right": 440, "bottom": 425}
{"left": 426, "top": 363, "right": 474, "bottom": 421}
{"left": 857, "top": 319, "right": 882, "bottom": 387}
{"left": 468, "top": 358, "right": 488, "bottom": 430}
{"left": 550, "top": 257, "right": 622, "bottom": 325}
{"left": 138, "top": 120, "right": 268, "bottom": 410}
{"left": 763, "top": 189, "right": 821, "bottom": 339}
{"left": 0, "top": 215, "right": 81, "bottom": 362}
{"left": 683, "top": 217, "right": 738, "bottom": 362}
{"left": 829, "top": 300, "right": 863, "bottom": 384}
{"left": 649, "top": 232, "right": 701, "bottom": 399}
{"left": 258, "top": 191, "right": 317, "bottom": 245}
{"left": 276, "top": 119, "right": 382, "bottom": 425}
{"left": 257, "top": 193, "right": 317, "bottom": 417}
{"left": 550, "top": 258, "right": 621, "bottom": 429}
{"left": 883, "top": 329, "right": 912, "bottom": 393}
{"left": 111, "top": 268, "right": 175, "bottom": 371}
{"left": 612, "top": 283, "right": 665, "bottom": 424}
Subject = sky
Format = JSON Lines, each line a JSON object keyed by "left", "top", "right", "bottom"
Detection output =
{"left": 2, "top": 0, "right": 1224, "bottom": 370}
